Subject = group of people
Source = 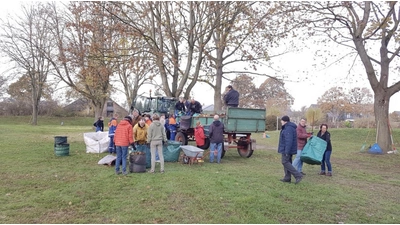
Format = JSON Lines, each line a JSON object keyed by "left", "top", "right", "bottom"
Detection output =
{"left": 96, "top": 85, "right": 333, "bottom": 182}
{"left": 105, "top": 111, "right": 168, "bottom": 175}
{"left": 194, "top": 115, "right": 225, "bottom": 163}
{"left": 278, "top": 115, "right": 333, "bottom": 184}
{"left": 174, "top": 97, "right": 203, "bottom": 116}
{"left": 173, "top": 84, "right": 240, "bottom": 117}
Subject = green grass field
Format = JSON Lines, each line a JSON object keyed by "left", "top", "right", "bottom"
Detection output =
{"left": 0, "top": 116, "right": 399, "bottom": 223}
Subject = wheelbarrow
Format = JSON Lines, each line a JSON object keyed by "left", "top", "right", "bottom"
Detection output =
{"left": 180, "top": 145, "right": 204, "bottom": 166}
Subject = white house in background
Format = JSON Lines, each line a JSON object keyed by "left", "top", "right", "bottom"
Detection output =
{"left": 203, "top": 104, "right": 214, "bottom": 113}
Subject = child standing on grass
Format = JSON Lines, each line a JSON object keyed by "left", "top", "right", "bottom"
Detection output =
{"left": 108, "top": 113, "right": 118, "bottom": 155}
{"left": 93, "top": 116, "right": 104, "bottom": 132}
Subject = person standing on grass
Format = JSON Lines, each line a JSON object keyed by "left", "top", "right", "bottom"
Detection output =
{"left": 147, "top": 113, "right": 167, "bottom": 173}
{"left": 194, "top": 121, "right": 207, "bottom": 149}
{"left": 317, "top": 124, "right": 333, "bottom": 176}
{"left": 93, "top": 116, "right": 104, "bottom": 132}
{"left": 278, "top": 115, "right": 303, "bottom": 184}
{"left": 292, "top": 118, "right": 312, "bottom": 175}
{"left": 209, "top": 114, "right": 224, "bottom": 163}
{"left": 133, "top": 118, "right": 149, "bottom": 153}
{"left": 114, "top": 116, "right": 135, "bottom": 176}
{"left": 130, "top": 109, "right": 141, "bottom": 127}
{"left": 108, "top": 113, "right": 118, "bottom": 155}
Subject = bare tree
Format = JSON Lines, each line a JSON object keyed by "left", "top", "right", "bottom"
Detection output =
{"left": 113, "top": 37, "right": 156, "bottom": 110}
{"left": 258, "top": 78, "right": 294, "bottom": 115}
{"left": 106, "top": 2, "right": 214, "bottom": 101}
{"left": 303, "top": 1, "right": 400, "bottom": 152}
{"left": 347, "top": 87, "right": 373, "bottom": 118}
{"left": 0, "top": 3, "right": 53, "bottom": 125}
{"left": 317, "top": 87, "right": 349, "bottom": 127}
{"left": 201, "top": 2, "right": 301, "bottom": 111}
{"left": 47, "top": 2, "right": 123, "bottom": 119}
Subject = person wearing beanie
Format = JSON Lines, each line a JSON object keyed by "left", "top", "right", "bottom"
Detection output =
{"left": 278, "top": 115, "right": 303, "bottom": 184}
{"left": 114, "top": 116, "right": 134, "bottom": 175}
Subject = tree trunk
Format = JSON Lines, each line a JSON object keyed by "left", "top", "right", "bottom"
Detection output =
{"left": 31, "top": 90, "right": 38, "bottom": 125}
{"left": 93, "top": 98, "right": 106, "bottom": 121}
{"left": 31, "top": 101, "right": 38, "bottom": 125}
{"left": 374, "top": 90, "right": 391, "bottom": 153}
{"left": 213, "top": 59, "right": 223, "bottom": 112}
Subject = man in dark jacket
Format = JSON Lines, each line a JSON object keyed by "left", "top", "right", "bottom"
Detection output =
{"left": 223, "top": 85, "right": 239, "bottom": 107}
{"left": 278, "top": 115, "right": 303, "bottom": 184}
{"left": 188, "top": 98, "right": 203, "bottom": 115}
{"left": 209, "top": 115, "right": 224, "bottom": 163}
{"left": 174, "top": 97, "right": 186, "bottom": 116}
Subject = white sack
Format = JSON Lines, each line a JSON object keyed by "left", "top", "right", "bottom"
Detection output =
{"left": 98, "top": 154, "right": 116, "bottom": 165}
{"left": 83, "top": 132, "right": 110, "bottom": 153}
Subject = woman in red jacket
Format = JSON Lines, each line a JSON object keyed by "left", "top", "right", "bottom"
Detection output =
{"left": 114, "top": 116, "right": 134, "bottom": 175}
{"left": 195, "top": 121, "right": 207, "bottom": 149}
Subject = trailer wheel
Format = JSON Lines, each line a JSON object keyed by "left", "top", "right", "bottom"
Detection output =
{"left": 182, "top": 155, "right": 190, "bottom": 164}
{"left": 237, "top": 137, "right": 253, "bottom": 158}
{"left": 175, "top": 132, "right": 188, "bottom": 145}
{"left": 197, "top": 137, "right": 210, "bottom": 150}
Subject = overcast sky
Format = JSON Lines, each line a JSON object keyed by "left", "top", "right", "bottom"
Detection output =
{"left": 2, "top": 1, "right": 400, "bottom": 112}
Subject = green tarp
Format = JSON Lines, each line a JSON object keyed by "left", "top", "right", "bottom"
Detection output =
{"left": 300, "top": 136, "right": 327, "bottom": 165}
{"left": 144, "top": 140, "right": 182, "bottom": 168}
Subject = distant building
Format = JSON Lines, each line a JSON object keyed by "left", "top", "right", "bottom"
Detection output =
{"left": 63, "top": 98, "right": 128, "bottom": 117}
{"left": 203, "top": 104, "right": 214, "bottom": 113}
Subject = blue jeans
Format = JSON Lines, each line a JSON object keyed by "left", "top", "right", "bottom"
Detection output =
{"left": 210, "top": 143, "right": 222, "bottom": 163}
{"left": 292, "top": 150, "right": 303, "bottom": 172}
{"left": 169, "top": 124, "right": 177, "bottom": 141}
{"left": 321, "top": 151, "right": 332, "bottom": 172}
{"left": 115, "top": 146, "right": 128, "bottom": 173}
{"left": 108, "top": 136, "right": 116, "bottom": 154}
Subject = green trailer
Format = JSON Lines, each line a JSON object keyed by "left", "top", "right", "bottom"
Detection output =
{"left": 175, "top": 107, "right": 266, "bottom": 158}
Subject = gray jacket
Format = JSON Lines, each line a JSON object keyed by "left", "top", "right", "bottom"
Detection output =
{"left": 147, "top": 121, "right": 167, "bottom": 143}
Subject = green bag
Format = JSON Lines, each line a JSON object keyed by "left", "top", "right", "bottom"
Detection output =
{"left": 163, "top": 140, "right": 182, "bottom": 162}
{"left": 300, "top": 136, "right": 327, "bottom": 165}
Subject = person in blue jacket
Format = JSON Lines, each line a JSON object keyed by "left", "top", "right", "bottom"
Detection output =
{"left": 223, "top": 85, "right": 239, "bottom": 107}
{"left": 278, "top": 115, "right": 303, "bottom": 184}
{"left": 108, "top": 113, "right": 118, "bottom": 155}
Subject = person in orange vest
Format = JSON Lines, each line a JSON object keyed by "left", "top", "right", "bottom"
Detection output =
{"left": 168, "top": 114, "right": 177, "bottom": 141}
{"left": 144, "top": 114, "right": 152, "bottom": 126}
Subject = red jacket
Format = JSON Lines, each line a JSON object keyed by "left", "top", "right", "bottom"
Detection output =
{"left": 114, "top": 120, "right": 134, "bottom": 146}
{"left": 195, "top": 125, "right": 206, "bottom": 146}
{"left": 296, "top": 123, "right": 308, "bottom": 150}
